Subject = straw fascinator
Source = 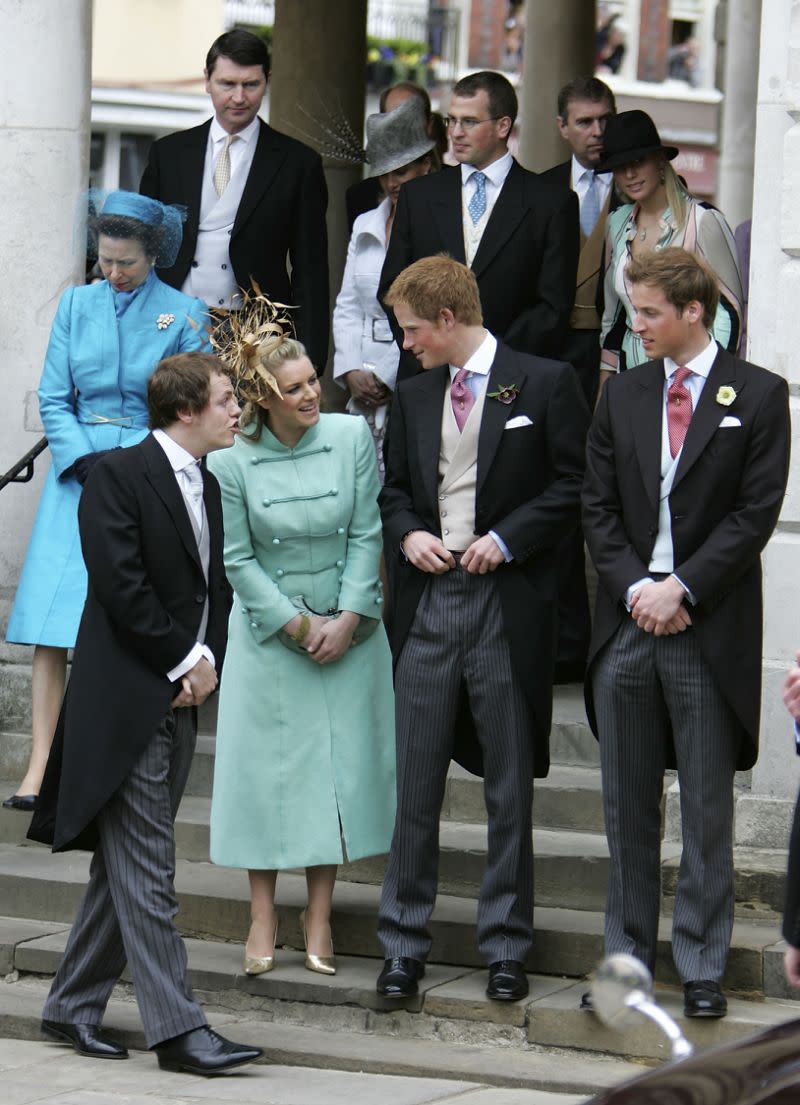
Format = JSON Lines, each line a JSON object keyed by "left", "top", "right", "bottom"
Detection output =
{"left": 365, "top": 97, "right": 435, "bottom": 177}
{"left": 209, "top": 283, "right": 297, "bottom": 405}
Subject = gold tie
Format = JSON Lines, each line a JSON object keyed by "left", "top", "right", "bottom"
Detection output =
{"left": 213, "top": 135, "right": 236, "bottom": 196}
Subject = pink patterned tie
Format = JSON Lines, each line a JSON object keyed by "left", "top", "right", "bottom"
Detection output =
{"left": 667, "top": 365, "right": 693, "bottom": 458}
{"left": 451, "top": 368, "right": 474, "bottom": 432}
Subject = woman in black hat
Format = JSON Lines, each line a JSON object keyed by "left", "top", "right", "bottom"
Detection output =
{"left": 598, "top": 109, "right": 742, "bottom": 381}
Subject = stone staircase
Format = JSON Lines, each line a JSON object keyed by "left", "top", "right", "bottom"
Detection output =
{"left": 1, "top": 666, "right": 799, "bottom": 1099}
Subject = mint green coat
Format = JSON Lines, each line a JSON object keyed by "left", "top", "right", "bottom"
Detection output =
{"left": 208, "top": 413, "right": 396, "bottom": 870}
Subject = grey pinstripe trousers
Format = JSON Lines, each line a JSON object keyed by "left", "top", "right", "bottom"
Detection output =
{"left": 378, "top": 568, "right": 535, "bottom": 964}
{"left": 593, "top": 617, "right": 740, "bottom": 983}
{"left": 43, "top": 709, "right": 207, "bottom": 1047}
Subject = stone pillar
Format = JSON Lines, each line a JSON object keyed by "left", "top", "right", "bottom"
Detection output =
{"left": 716, "top": 0, "right": 763, "bottom": 231}
{"left": 517, "top": 0, "right": 595, "bottom": 173}
{"left": 637, "top": 0, "right": 669, "bottom": 83}
{"left": 270, "top": 0, "right": 368, "bottom": 408}
{"left": 733, "top": 2, "right": 800, "bottom": 848}
{"left": 0, "top": 0, "right": 91, "bottom": 726}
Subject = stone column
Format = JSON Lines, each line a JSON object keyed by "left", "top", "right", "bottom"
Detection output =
{"left": 716, "top": 0, "right": 763, "bottom": 231}
{"left": 0, "top": 0, "right": 91, "bottom": 727}
{"left": 270, "top": 0, "right": 368, "bottom": 408}
{"left": 733, "top": 2, "right": 800, "bottom": 849}
{"left": 517, "top": 0, "right": 595, "bottom": 172}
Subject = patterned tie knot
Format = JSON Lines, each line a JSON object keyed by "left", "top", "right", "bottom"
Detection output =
{"left": 451, "top": 368, "right": 475, "bottom": 432}
{"left": 667, "top": 366, "right": 693, "bottom": 458}
{"left": 468, "top": 171, "right": 487, "bottom": 225}
{"left": 213, "top": 134, "right": 237, "bottom": 196}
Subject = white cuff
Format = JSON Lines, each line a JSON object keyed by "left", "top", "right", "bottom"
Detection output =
{"left": 625, "top": 577, "right": 654, "bottom": 611}
{"left": 167, "top": 643, "right": 215, "bottom": 683}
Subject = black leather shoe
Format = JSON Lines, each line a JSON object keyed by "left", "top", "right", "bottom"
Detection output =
{"left": 155, "top": 1026, "right": 262, "bottom": 1075}
{"left": 683, "top": 979, "right": 727, "bottom": 1018}
{"left": 376, "top": 956, "right": 425, "bottom": 997}
{"left": 580, "top": 990, "right": 594, "bottom": 1011}
{"left": 41, "top": 1020, "right": 128, "bottom": 1059}
{"left": 486, "top": 960, "right": 529, "bottom": 1001}
{"left": 3, "top": 794, "right": 36, "bottom": 811}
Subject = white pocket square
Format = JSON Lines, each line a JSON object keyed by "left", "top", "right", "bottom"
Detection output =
{"left": 504, "top": 415, "right": 533, "bottom": 429}
{"left": 719, "top": 416, "right": 741, "bottom": 428}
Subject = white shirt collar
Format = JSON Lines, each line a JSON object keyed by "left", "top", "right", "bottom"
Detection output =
{"left": 570, "top": 153, "right": 612, "bottom": 188}
{"left": 449, "top": 330, "right": 497, "bottom": 378}
{"left": 210, "top": 114, "right": 260, "bottom": 149}
{"left": 460, "top": 150, "right": 514, "bottom": 190}
{"left": 664, "top": 337, "right": 718, "bottom": 381}
{"left": 152, "top": 428, "right": 199, "bottom": 473}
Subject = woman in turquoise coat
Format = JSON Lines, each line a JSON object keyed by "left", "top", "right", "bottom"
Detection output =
{"left": 4, "top": 191, "right": 209, "bottom": 810}
{"left": 208, "top": 313, "right": 395, "bottom": 978}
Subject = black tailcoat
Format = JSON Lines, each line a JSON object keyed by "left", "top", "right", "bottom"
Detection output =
{"left": 381, "top": 341, "right": 589, "bottom": 777}
{"left": 29, "top": 435, "right": 232, "bottom": 852}
{"left": 379, "top": 162, "right": 579, "bottom": 383}
{"left": 582, "top": 349, "right": 790, "bottom": 770}
{"left": 140, "top": 118, "right": 330, "bottom": 370}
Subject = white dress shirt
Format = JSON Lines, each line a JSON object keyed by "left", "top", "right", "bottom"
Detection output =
{"left": 152, "top": 429, "right": 216, "bottom": 681}
{"left": 570, "top": 154, "right": 612, "bottom": 212}
{"left": 626, "top": 338, "right": 718, "bottom": 606}
{"left": 460, "top": 150, "right": 514, "bottom": 220}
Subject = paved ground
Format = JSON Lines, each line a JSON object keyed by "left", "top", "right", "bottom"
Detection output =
{"left": 1, "top": 1037, "right": 587, "bottom": 1105}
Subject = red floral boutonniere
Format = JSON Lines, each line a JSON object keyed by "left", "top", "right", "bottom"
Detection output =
{"left": 488, "top": 383, "right": 519, "bottom": 405}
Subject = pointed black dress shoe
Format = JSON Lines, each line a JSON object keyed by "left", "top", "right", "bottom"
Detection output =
{"left": 683, "top": 979, "right": 727, "bottom": 1018}
{"left": 3, "top": 794, "right": 36, "bottom": 811}
{"left": 376, "top": 956, "right": 425, "bottom": 997}
{"left": 155, "top": 1025, "right": 262, "bottom": 1075}
{"left": 486, "top": 960, "right": 529, "bottom": 1001}
{"left": 580, "top": 990, "right": 594, "bottom": 1011}
{"left": 41, "top": 1020, "right": 128, "bottom": 1059}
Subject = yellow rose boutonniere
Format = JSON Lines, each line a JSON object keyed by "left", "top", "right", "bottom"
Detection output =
{"left": 715, "top": 385, "right": 736, "bottom": 407}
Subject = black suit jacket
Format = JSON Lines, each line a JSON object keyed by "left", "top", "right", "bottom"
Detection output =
{"left": 140, "top": 118, "right": 330, "bottom": 370}
{"left": 582, "top": 349, "right": 790, "bottom": 770}
{"left": 784, "top": 790, "right": 800, "bottom": 947}
{"left": 381, "top": 341, "right": 589, "bottom": 777}
{"left": 346, "top": 176, "right": 383, "bottom": 235}
{"left": 29, "top": 434, "right": 233, "bottom": 852}
{"left": 379, "top": 162, "right": 579, "bottom": 382}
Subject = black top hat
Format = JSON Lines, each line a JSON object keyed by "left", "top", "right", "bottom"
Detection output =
{"left": 596, "top": 110, "right": 679, "bottom": 173}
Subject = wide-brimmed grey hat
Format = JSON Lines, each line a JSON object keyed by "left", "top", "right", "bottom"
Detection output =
{"left": 365, "top": 97, "right": 435, "bottom": 177}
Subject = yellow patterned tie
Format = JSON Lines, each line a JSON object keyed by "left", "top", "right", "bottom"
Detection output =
{"left": 213, "top": 135, "right": 236, "bottom": 196}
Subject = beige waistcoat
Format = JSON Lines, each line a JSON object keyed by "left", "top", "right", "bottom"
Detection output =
{"left": 437, "top": 381, "right": 488, "bottom": 552}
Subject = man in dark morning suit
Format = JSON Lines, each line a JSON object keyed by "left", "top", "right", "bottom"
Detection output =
{"left": 140, "top": 30, "right": 329, "bottom": 371}
{"left": 539, "top": 77, "right": 617, "bottom": 684}
{"left": 379, "top": 70, "right": 579, "bottom": 386}
{"left": 582, "top": 249, "right": 790, "bottom": 1019}
{"left": 376, "top": 256, "right": 589, "bottom": 1002}
{"left": 28, "top": 354, "right": 261, "bottom": 1075}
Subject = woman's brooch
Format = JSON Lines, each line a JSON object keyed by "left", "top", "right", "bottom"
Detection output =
{"left": 156, "top": 313, "right": 175, "bottom": 331}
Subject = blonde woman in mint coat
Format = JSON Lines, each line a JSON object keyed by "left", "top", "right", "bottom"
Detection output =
{"left": 208, "top": 328, "right": 395, "bottom": 978}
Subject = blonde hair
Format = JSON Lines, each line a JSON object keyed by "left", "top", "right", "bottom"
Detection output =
{"left": 238, "top": 337, "right": 309, "bottom": 441}
{"left": 616, "top": 155, "right": 687, "bottom": 228}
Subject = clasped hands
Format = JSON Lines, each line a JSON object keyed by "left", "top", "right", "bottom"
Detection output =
{"left": 171, "top": 656, "right": 218, "bottom": 708}
{"left": 402, "top": 531, "right": 504, "bottom": 575}
{"left": 345, "top": 369, "right": 390, "bottom": 409}
{"left": 283, "top": 610, "right": 361, "bottom": 664}
{"left": 629, "top": 576, "right": 692, "bottom": 636}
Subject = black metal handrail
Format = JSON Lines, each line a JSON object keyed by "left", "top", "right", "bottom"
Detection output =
{"left": 0, "top": 437, "right": 48, "bottom": 493}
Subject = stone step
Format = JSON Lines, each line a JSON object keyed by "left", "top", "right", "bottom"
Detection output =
{"left": 3, "top": 915, "right": 799, "bottom": 1069}
{"left": 0, "top": 844, "right": 789, "bottom": 998}
{"left": 0, "top": 963, "right": 634, "bottom": 1099}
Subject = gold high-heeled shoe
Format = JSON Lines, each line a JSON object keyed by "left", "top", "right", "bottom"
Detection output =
{"left": 243, "top": 918, "right": 278, "bottom": 976}
{"left": 300, "top": 908, "right": 336, "bottom": 975}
